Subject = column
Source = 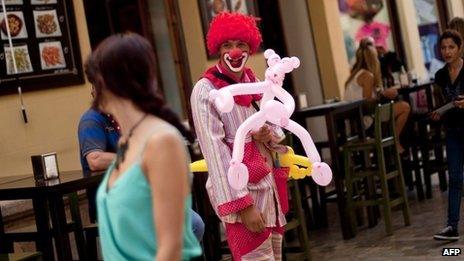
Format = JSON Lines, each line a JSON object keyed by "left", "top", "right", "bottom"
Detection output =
{"left": 396, "top": 0, "right": 428, "bottom": 80}
{"left": 306, "top": 0, "right": 350, "bottom": 99}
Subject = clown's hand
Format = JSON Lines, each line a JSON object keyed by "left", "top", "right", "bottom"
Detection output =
{"left": 209, "top": 89, "right": 235, "bottom": 113}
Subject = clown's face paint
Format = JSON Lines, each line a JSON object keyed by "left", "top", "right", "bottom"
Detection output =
{"left": 219, "top": 40, "right": 250, "bottom": 75}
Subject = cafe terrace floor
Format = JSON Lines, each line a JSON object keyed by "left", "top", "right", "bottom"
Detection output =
{"left": 4, "top": 175, "right": 463, "bottom": 260}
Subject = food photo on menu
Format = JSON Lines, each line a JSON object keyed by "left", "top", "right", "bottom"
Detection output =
{"left": 0, "top": 11, "right": 28, "bottom": 40}
{"left": 39, "top": 41, "right": 66, "bottom": 70}
{"left": 3, "top": 0, "right": 24, "bottom": 5}
{"left": 4, "top": 44, "right": 33, "bottom": 75}
{"left": 31, "top": 0, "right": 58, "bottom": 4}
{"left": 33, "top": 9, "right": 62, "bottom": 38}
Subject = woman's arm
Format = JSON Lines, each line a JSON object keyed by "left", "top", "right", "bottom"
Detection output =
{"left": 143, "top": 131, "right": 189, "bottom": 261}
{"left": 86, "top": 151, "right": 116, "bottom": 171}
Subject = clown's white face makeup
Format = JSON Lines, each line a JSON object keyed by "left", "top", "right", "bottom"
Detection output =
{"left": 219, "top": 40, "right": 250, "bottom": 76}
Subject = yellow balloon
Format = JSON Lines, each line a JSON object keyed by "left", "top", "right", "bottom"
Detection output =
{"left": 288, "top": 165, "right": 300, "bottom": 179}
{"left": 190, "top": 146, "right": 316, "bottom": 180}
{"left": 190, "top": 159, "right": 207, "bottom": 172}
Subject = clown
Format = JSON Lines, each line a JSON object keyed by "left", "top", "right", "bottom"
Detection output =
{"left": 209, "top": 49, "right": 333, "bottom": 190}
{"left": 191, "top": 12, "right": 289, "bottom": 260}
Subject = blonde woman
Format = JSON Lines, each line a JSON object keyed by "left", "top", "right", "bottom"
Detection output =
{"left": 344, "top": 37, "right": 410, "bottom": 153}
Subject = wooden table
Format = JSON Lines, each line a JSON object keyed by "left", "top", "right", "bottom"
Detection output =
{"left": 294, "top": 99, "right": 366, "bottom": 240}
{"left": 397, "top": 82, "right": 434, "bottom": 111}
{"left": 0, "top": 171, "right": 104, "bottom": 261}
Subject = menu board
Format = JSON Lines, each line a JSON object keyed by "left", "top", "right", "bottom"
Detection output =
{"left": 0, "top": 0, "right": 83, "bottom": 94}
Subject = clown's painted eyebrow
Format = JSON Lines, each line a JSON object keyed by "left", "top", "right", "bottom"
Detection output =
{"left": 221, "top": 42, "right": 233, "bottom": 48}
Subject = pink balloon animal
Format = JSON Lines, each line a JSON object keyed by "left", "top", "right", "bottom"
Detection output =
{"left": 209, "top": 49, "right": 332, "bottom": 190}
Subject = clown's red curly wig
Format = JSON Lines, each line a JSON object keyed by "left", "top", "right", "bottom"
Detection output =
{"left": 206, "top": 12, "right": 262, "bottom": 55}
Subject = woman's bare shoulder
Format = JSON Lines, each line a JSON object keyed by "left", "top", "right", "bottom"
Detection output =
{"left": 358, "top": 69, "right": 374, "bottom": 80}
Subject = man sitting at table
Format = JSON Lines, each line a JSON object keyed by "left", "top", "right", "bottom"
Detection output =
{"left": 77, "top": 87, "right": 205, "bottom": 241}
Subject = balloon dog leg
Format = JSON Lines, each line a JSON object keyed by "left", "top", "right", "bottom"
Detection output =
{"left": 282, "top": 120, "right": 332, "bottom": 186}
{"left": 228, "top": 112, "right": 267, "bottom": 190}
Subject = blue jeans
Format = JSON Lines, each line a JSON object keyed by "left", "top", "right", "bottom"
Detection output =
{"left": 190, "top": 209, "right": 205, "bottom": 242}
{"left": 447, "top": 127, "right": 464, "bottom": 230}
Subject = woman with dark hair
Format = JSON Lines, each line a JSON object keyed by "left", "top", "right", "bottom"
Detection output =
{"left": 86, "top": 32, "right": 201, "bottom": 260}
{"left": 432, "top": 30, "right": 464, "bottom": 241}
{"left": 449, "top": 17, "right": 464, "bottom": 56}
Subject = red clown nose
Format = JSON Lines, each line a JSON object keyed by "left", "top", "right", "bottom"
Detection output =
{"left": 229, "top": 48, "right": 243, "bottom": 59}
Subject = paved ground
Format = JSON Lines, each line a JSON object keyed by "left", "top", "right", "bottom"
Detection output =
{"left": 5, "top": 175, "right": 463, "bottom": 260}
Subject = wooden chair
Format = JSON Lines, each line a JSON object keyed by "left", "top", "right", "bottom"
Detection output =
{"left": 0, "top": 193, "right": 87, "bottom": 260}
{"left": 342, "top": 103, "right": 411, "bottom": 236}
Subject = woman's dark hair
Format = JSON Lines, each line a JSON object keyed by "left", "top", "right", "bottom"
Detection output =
{"left": 439, "top": 29, "right": 463, "bottom": 48}
{"left": 85, "top": 32, "right": 194, "bottom": 143}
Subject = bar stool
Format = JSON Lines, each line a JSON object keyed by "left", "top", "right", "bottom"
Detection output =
{"left": 342, "top": 103, "right": 411, "bottom": 236}
{"left": 83, "top": 224, "right": 99, "bottom": 260}
{"left": 67, "top": 192, "right": 91, "bottom": 260}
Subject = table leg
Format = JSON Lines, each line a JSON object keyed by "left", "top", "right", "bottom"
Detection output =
{"left": 326, "top": 113, "right": 354, "bottom": 240}
{"left": 425, "top": 85, "right": 434, "bottom": 113}
{"left": 317, "top": 185, "right": 328, "bottom": 228}
{"left": 297, "top": 179, "right": 314, "bottom": 230}
{"left": 0, "top": 207, "right": 14, "bottom": 253}
{"left": 193, "top": 173, "right": 221, "bottom": 261}
{"left": 32, "top": 198, "right": 54, "bottom": 260}
{"left": 48, "top": 195, "right": 72, "bottom": 261}
{"left": 292, "top": 119, "right": 326, "bottom": 229}
{"left": 412, "top": 144, "right": 425, "bottom": 201}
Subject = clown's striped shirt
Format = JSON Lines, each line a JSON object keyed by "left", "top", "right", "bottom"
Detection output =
{"left": 190, "top": 78, "right": 286, "bottom": 227}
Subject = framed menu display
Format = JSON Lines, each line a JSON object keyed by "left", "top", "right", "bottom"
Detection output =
{"left": 0, "top": 0, "right": 84, "bottom": 95}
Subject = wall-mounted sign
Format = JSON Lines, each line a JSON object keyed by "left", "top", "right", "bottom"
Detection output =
{"left": 0, "top": 0, "right": 84, "bottom": 95}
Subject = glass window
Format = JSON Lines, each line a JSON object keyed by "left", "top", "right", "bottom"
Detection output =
{"left": 413, "top": 0, "right": 444, "bottom": 78}
{"left": 148, "top": 0, "right": 185, "bottom": 118}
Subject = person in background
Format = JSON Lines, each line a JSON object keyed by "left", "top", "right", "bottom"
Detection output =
{"left": 191, "top": 12, "right": 289, "bottom": 260}
{"left": 211, "top": 0, "right": 227, "bottom": 16}
{"left": 431, "top": 30, "right": 464, "bottom": 241}
{"left": 376, "top": 45, "right": 404, "bottom": 88}
{"left": 78, "top": 87, "right": 120, "bottom": 224}
{"left": 78, "top": 91, "right": 205, "bottom": 243}
{"left": 344, "top": 37, "right": 410, "bottom": 153}
{"left": 449, "top": 17, "right": 464, "bottom": 56}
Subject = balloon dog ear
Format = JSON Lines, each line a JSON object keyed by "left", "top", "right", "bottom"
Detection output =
{"left": 264, "top": 49, "right": 280, "bottom": 67}
{"left": 264, "top": 49, "right": 276, "bottom": 59}
{"left": 290, "top": 57, "right": 300, "bottom": 68}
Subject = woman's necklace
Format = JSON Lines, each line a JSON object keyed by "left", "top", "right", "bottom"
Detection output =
{"left": 114, "top": 114, "right": 148, "bottom": 170}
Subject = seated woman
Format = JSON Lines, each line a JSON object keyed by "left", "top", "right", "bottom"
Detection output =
{"left": 344, "top": 37, "right": 410, "bottom": 153}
